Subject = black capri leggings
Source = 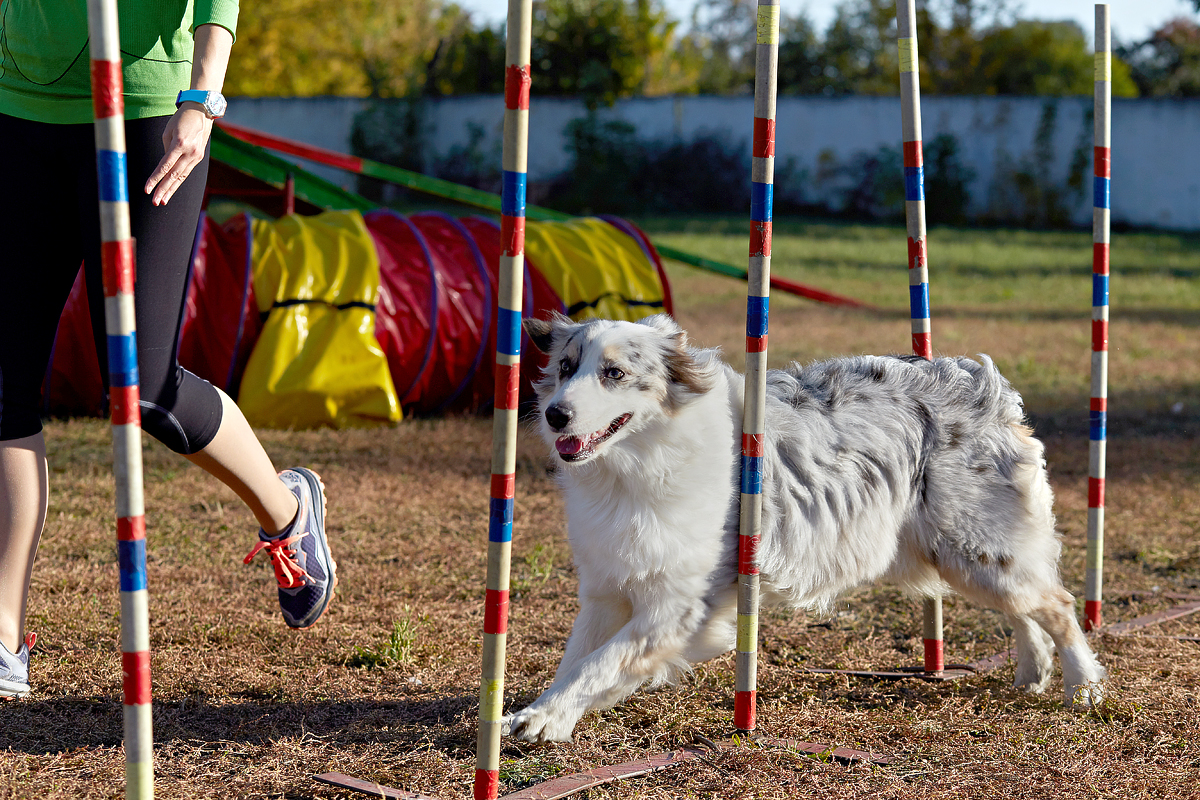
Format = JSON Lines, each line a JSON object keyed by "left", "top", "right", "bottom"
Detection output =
{"left": 0, "top": 113, "right": 222, "bottom": 453}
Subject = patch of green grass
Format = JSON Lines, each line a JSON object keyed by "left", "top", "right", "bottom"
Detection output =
{"left": 498, "top": 756, "right": 563, "bottom": 790}
{"left": 511, "top": 544, "right": 555, "bottom": 595}
{"left": 636, "top": 215, "right": 1200, "bottom": 311}
{"left": 345, "top": 608, "right": 423, "bottom": 669}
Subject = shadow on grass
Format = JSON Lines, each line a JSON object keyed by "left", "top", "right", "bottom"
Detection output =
{"left": 0, "top": 693, "right": 477, "bottom": 755}
{"left": 1031, "top": 405, "right": 1200, "bottom": 439}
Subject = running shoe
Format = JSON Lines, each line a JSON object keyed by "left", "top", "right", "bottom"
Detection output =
{"left": 244, "top": 468, "right": 337, "bottom": 628}
{"left": 0, "top": 633, "right": 35, "bottom": 698}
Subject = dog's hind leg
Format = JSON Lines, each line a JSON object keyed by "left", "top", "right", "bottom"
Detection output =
{"left": 1026, "top": 588, "right": 1106, "bottom": 707}
{"left": 1008, "top": 613, "right": 1055, "bottom": 694}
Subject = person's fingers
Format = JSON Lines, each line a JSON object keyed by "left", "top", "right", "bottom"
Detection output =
{"left": 144, "top": 151, "right": 180, "bottom": 198}
{"left": 152, "top": 160, "right": 197, "bottom": 206}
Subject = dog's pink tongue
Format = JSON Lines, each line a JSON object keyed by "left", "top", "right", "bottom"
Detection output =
{"left": 556, "top": 435, "right": 585, "bottom": 455}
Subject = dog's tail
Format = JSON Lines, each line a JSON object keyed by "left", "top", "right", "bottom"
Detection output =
{"left": 937, "top": 354, "right": 1027, "bottom": 429}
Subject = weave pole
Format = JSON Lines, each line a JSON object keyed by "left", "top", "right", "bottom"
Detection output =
{"left": 474, "top": 0, "right": 532, "bottom": 796}
{"left": 896, "top": 0, "right": 943, "bottom": 673}
{"left": 1085, "top": 4, "right": 1111, "bottom": 632}
{"left": 734, "top": 0, "right": 780, "bottom": 733}
{"left": 84, "top": 1, "right": 152, "bottom": 797}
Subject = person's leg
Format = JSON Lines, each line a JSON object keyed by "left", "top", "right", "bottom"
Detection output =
{"left": 0, "top": 115, "right": 93, "bottom": 657}
{"left": 84, "top": 117, "right": 333, "bottom": 627}
{"left": 0, "top": 435, "right": 48, "bottom": 656}
{"left": 83, "top": 117, "right": 297, "bottom": 533}
{"left": 183, "top": 389, "right": 297, "bottom": 534}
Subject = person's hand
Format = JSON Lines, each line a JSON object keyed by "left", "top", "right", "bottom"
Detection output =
{"left": 144, "top": 105, "right": 212, "bottom": 206}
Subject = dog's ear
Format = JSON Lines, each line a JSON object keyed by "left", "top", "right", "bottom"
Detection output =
{"left": 665, "top": 346, "right": 717, "bottom": 400}
{"left": 638, "top": 313, "right": 688, "bottom": 348}
{"left": 523, "top": 317, "right": 557, "bottom": 354}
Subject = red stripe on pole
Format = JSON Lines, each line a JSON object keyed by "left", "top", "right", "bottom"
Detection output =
{"left": 749, "top": 221, "right": 771, "bottom": 258}
{"left": 493, "top": 363, "right": 520, "bottom": 411}
{"left": 90, "top": 60, "right": 124, "bottom": 119}
{"left": 117, "top": 516, "right": 146, "bottom": 542}
{"left": 1094, "top": 146, "right": 1111, "bottom": 178}
{"left": 746, "top": 335, "right": 768, "bottom": 353}
{"left": 1084, "top": 600, "right": 1102, "bottom": 631}
{"left": 734, "top": 691, "right": 756, "bottom": 730}
{"left": 903, "top": 140, "right": 923, "bottom": 169}
{"left": 912, "top": 333, "right": 931, "bottom": 359}
{"left": 1092, "top": 319, "right": 1108, "bottom": 352}
{"left": 1088, "top": 477, "right": 1105, "bottom": 508}
{"left": 752, "top": 117, "right": 775, "bottom": 159}
{"left": 109, "top": 384, "right": 141, "bottom": 426}
{"left": 484, "top": 589, "right": 509, "bottom": 635}
{"left": 907, "top": 237, "right": 926, "bottom": 271}
{"left": 504, "top": 65, "right": 531, "bottom": 110}
{"left": 1093, "top": 243, "right": 1110, "bottom": 275}
{"left": 490, "top": 472, "right": 515, "bottom": 500}
{"left": 741, "top": 433, "right": 764, "bottom": 458}
{"left": 121, "top": 650, "right": 152, "bottom": 705}
{"left": 738, "top": 534, "right": 760, "bottom": 575}
{"left": 923, "top": 638, "right": 944, "bottom": 671}
{"left": 474, "top": 769, "right": 500, "bottom": 800}
{"left": 101, "top": 240, "right": 135, "bottom": 297}
{"left": 1090, "top": 397, "right": 1108, "bottom": 412}
{"left": 500, "top": 214, "right": 525, "bottom": 257}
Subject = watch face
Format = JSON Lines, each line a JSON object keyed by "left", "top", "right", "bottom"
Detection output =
{"left": 207, "top": 93, "right": 227, "bottom": 118}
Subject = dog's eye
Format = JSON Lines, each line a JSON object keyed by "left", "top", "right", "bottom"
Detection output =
{"left": 604, "top": 367, "right": 625, "bottom": 381}
{"left": 558, "top": 359, "right": 572, "bottom": 376}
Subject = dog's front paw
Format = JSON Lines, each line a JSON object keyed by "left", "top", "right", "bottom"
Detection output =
{"left": 501, "top": 704, "right": 578, "bottom": 744}
{"left": 1066, "top": 680, "right": 1105, "bottom": 709}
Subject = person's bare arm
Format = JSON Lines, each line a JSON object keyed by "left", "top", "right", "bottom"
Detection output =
{"left": 144, "top": 23, "right": 233, "bottom": 206}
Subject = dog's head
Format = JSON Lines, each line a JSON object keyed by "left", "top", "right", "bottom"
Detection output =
{"left": 522, "top": 313, "right": 719, "bottom": 465}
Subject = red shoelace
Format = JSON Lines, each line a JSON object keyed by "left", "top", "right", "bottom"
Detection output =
{"left": 244, "top": 532, "right": 311, "bottom": 589}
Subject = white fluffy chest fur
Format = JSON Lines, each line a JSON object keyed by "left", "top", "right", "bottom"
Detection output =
{"left": 558, "top": 369, "right": 738, "bottom": 595}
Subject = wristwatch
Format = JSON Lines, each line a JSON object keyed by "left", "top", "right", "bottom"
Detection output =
{"left": 175, "top": 89, "right": 227, "bottom": 119}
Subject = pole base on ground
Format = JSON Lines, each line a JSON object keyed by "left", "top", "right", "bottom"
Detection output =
{"left": 806, "top": 665, "right": 974, "bottom": 682}
{"left": 314, "top": 736, "right": 894, "bottom": 800}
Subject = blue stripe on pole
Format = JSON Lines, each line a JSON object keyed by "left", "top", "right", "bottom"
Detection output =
{"left": 909, "top": 283, "right": 930, "bottom": 320}
{"left": 107, "top": 332, "right": 139, "bottom": 387}
{"left": 746, "top": 295, "right": 769, "bottom": 337}
{"left": 1093, "top": 177, "right": 1110, "bottom": 210}
{"left": 497, "top": 306, "right": 521, "bottom": 357}
{"left": 750, "top": 181, "right": 773, "bottom": 222}
{"left": 97, "top": 150, "right": 129, "bottom": 203}
{"left": 904, "top": 166, "right": 924, "bottom": 202}
{"left": 1092, "top": 273, "right": 1109, "bottom": 308}
{"left": 118, "top": 539, "right": 147, "bottom": 592}
{"left": 501, "top": 170, "right": 526, "bottom": 217}
{"left": 1090, "top": 409, "right": 1107, "bottom": 441}
{"left": 489, "top": 497, "right": 513, "bottom": 543}
{"left": 740, "top": 455, "right": 762, "bottom": 495}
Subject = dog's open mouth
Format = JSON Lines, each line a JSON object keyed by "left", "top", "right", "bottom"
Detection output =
{"left": 555, "top": 413, "right": 632, "bottom": 462}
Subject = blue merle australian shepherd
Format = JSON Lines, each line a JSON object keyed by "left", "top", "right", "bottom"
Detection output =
{"left": 502, "top": 313, "right": 1105, "bottom": 743}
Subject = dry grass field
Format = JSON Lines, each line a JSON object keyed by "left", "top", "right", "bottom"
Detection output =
{"left": 2, "top": 221, "right": 1198, "bottom": 799}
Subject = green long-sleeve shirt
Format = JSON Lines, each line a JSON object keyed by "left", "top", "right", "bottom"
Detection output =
{"left": 0, "top": 0, "right": 238, "bottom": 123}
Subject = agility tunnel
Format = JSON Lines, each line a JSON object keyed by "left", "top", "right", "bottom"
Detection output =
{"left": 43, "top": 200, "right": 672, "bottom": 427}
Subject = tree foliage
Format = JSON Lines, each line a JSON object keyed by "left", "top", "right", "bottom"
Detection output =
{"left": 1119, "top": 18, "right": 1200, "bottom": 97}
{"left": 226, "top": 0, "right": 459, "bottom": 97}
{"left": 423, "top": 0, "right": 695, "bottom": 104}
{"left": 527, "top": 0, "right": 684, "bottom": 105}
{"left": 226, "top": 0, "right": 1150, "bottom": 99}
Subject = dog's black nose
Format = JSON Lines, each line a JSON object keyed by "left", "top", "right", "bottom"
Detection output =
{"left": 545, "top": 404, "right": 572, "bottom": 432}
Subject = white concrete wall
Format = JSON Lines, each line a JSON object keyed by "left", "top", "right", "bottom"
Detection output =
{"left": 223, "top": 95, "right": 1200, "bottom": 230}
